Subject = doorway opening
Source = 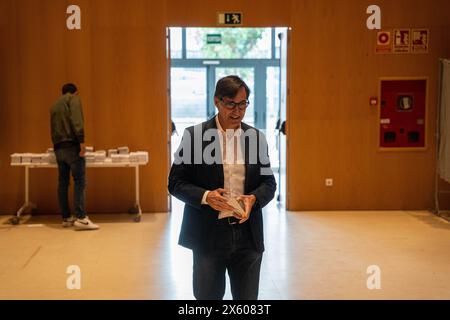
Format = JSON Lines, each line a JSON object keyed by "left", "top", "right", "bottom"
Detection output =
{"left": 168, "top": 27, "right": 288, "bottom": 212}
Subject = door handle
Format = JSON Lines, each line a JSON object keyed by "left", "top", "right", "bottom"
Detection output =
{"left": 280, "top": 121, "right": 286, "bottom": 135}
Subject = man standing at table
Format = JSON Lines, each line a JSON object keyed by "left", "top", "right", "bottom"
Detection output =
{"left": 50, "top": 83, "right": 99, "bottom": 230}
{"left": 168, "top": 75, "right": 276, "bottom": 299}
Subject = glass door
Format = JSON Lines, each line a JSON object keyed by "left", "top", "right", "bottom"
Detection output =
{"left": 170, "top": 67, "right": 207, "bottom": 163}
{"left": 169, "top": 27, "right": 287, "bottom": 200}
{"left": 276, "top": 29, "right": 289, "bottom": 207}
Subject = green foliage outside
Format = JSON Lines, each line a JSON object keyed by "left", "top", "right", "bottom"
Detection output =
{"left": 194, "top": 28, "right": 266, "bottom": 59}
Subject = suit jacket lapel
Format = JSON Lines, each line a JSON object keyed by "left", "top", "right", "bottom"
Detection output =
{"left": 241, "top": 123, "right": 250, "bottom": 194}
{"left": 202, "top": 116, "right": 224, "bottom": 187}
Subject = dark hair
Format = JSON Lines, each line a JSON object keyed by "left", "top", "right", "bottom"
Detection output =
{"left": 62, "top": 83, "right": 78, "bottom": 95}
{"left": 214, "top": 75, "right": 250, "bottom": 100}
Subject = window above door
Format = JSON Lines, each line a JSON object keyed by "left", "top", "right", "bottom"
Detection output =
{"left": 170, "top": 27, "right": 280, "bottom": 61}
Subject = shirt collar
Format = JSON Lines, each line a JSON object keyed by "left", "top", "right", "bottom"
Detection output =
{"left": 215, "top": 115, "right": 242, "bottom": 137}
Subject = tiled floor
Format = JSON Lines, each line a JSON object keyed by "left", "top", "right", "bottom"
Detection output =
{"left": 1, "top": 200, "right": 450, "bottom": 300}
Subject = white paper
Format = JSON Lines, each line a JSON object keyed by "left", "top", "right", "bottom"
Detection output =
{"left": 218, "top": 197, "right": 246, "bottom": 219}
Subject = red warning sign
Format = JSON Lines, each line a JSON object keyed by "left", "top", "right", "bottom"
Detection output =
{"left": 393, "top": 29, "right": 411, "bottom": 53}
{"left": 411, "top": 29, "right": 429, "bottom": 53}
{"left": 376, "top": 31, "right": 392, "bottom": 54}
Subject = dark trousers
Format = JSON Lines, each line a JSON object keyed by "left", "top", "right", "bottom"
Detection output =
{"left": 193, "top": 221, "right": 263, "bottom": 300}
{"left": 54, "top": 145, "right": 86, "bottom": 219}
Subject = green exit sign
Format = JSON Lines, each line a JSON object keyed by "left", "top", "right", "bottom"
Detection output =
{"left": 217, "top": 12, "right": 243, "bottom": 26}
{"left": 207, "top": 34, "right": 222, "bottom": 44}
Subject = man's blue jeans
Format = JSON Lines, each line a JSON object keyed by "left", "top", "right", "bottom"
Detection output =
{"left": 55, "top": 145, "right": 86, "bottom": 219}
{"left": 193, "top": 222, "right": 263, "bottom": 300}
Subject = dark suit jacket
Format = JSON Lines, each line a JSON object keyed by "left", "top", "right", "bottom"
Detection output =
{"left": 168, "top": 117, "right": 277, "bottom": 253}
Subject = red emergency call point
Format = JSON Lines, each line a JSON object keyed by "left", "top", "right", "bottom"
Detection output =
{"left": 370, "top": 97, "right": 378, "bottom": 106}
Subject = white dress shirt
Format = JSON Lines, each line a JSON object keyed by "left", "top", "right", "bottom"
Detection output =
{"left": 201, "top": 116, "right": 245, "bottom": 218}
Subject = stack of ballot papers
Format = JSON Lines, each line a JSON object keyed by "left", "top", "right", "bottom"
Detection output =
{"left": 84, "top": 152, "right": 96, "bottom": 163}
{"left": 31, "top": 154, "right": 48, "bottom": 164}
{"left": 11, "top": 147, "right": 149, "bottom": 165}
{"left": 46, "top": 149, "right": 56, "bottom": 164}
{"left": 10, "top": 149, "right": 58, "bottom": 165}
{"left": 10, "top": 152, "right": 55, "bottom": 165}
{"left": 20, "top": 153, "right": 33, "bottom": 164}
{"left": 85, "top": 151, "right": 107, "bottom": 163}
{"left": 111, "top": 154, "right": 130, "bottom": 163}
{"left": 129, "top": 151, "right": 149, "bottom": 163}
{"left": 218, "top": 197, "right": 246, "bottom": 219}
{"left": 118, "top": 146, "right": 129, "bottom": 155}
{"left": 41, "top": 152, "right": 55, "bottom": 164}
{"left": 10, "top": 154, "right": 23, "bottom": 164}
{"left": 94, "top": 150, "right": 106, "bottom": 162}
{"left": 108, "top": 149, "right": 118, "bottom": 157}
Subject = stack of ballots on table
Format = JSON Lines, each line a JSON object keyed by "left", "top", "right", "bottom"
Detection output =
{"left": 108, "top": 149, "right": 118, "bottom": 157}
{"left": 111, "top": 147, "right": 148, "bottom": 163}
{"left": 129, "top": 151, "right": 149, "bottom": 163}
{"left": 10, "top": 149, "right": 56, "bottom": 165}
{"left": 10, "top": 153, "right": 27, "bottom": 164}
{"left": 118, "top": 146, "right": 129, "bottom": 154}
{"left": 11, "top": 146, "right": 148, "bottom": 165}
{"left": 111, "top": 154, "right": 129, "bottom": 163}
{"left": 87, "top": 146, "right": 148, "bottom": 164}
{"left": 111, "top": 146, "right": 130, "bottom": 163}
{"left": 84, "top": 146, "right": 148, "bottom": 163}
{"left": 85, "top": 150, "right": 107, "bottom": 163}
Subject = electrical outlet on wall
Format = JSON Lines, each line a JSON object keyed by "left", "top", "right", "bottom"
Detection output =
{"left": 325, "top": 178, "right": 333, "bottom": 187}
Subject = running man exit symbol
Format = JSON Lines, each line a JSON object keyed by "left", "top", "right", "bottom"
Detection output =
{"left": 217, "top": 12, "right": 243, "bottom": 26}
{"left": 229, "top": 13, "right": 241, "bottom": 24}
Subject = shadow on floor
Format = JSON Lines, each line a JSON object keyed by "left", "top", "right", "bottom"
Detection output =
{"left": 0, "top": 212, "right": 162, "bottom": 229}
{"left": 407, "top": 210, "right": 450, "bottom": 230}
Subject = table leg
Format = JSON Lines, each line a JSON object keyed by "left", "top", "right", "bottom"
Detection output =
{"left": 10, "top": 166, "right": 37, "bottom": 225}
{"left": 134, "top": 165, "right": 142, "bottom": 222}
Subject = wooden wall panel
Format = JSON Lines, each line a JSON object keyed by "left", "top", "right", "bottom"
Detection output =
{"left": 0, "top": 0, "right": 169, "bottom": 214}
{"left": 167, "top": 0, "right": 291, "bottom": 26}
{"left": 289, "top": 0, "right": 450, "bottom": 210}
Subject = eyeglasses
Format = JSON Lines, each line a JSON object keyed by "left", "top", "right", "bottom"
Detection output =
{"left": 220, "top": 98, "right": 250, "bottom": 111}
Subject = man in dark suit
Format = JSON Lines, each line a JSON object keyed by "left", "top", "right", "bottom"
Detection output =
{"left": 168, "top": 75, "right": 276, "bottom": 300}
